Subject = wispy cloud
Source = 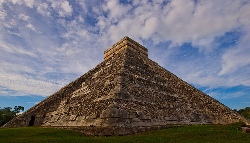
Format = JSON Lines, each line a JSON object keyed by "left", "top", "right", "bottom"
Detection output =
{"left": 219, "top": 28, "right": 250, "bottom": 76}
{"left": 208, "top": 91, "right": 245, "bottom": 99}
{"left": 18, "top": 13, "right": 30, "bottom": 21}
{"left": 50, "top": 0, "right": 73, "bottom": 17}
{"left": 25, "top": 23, "right": 38, "bottom": 32}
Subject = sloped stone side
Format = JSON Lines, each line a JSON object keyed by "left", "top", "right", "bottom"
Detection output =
{"left": 3, "top": 49, "right": 128, "bottom": 128}
{"left": 94, "top": 47, "right": 246, "bottom": 128}
{"left": 120, "top": 48, "right": 245, "bottom": 125}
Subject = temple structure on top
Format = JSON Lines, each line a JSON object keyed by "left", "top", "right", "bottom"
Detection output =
{"left": 104, "top": 36, "right": 148, "bottom": 60}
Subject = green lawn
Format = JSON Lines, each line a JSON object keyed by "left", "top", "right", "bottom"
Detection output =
{"left": 0, "top": 123, "right": 249, "bottom": 143}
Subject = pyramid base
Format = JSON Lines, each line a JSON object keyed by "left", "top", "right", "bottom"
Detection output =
{"left": 48, "top": 125, "right": 176, "bottom": 136}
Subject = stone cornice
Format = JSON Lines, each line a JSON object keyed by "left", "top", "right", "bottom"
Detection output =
{"left": 104, "top": 36, "right": 148, "bottom": 60}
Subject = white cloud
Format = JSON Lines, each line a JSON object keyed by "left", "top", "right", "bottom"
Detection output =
{"left": 164, "top": 47, "right": 250, "bottom": 88}
{"left": 219, "top": 28, "right": 250, "bottom": 75}
{"left": 0, "top": 41, "right": 36, "bottom": 57}
{"left": 37, "top": 3, "right": 50, "bottom": 16}
{"left": 98, "top": 0, "right": 250, "bottom": 49}
{"left": 0, "top": 9, "right": 6, "bottom": 20}
{"left": 19, "top": 13, "right": 30, "bottom": 21}
{"left": 50, "top": 0, "right": 73, "bottom": 17}
{"left": 9, "top": 0, "right": 22, "bottom": 5}
{"left": 9, "top": 0, "right": 34, "bottom": 8}
{"left": 24, "top": 0, "right": 34, "bottom": 8}
{"left": 61, "top": 0, "right": 72, "bottom": 14}
{"left": 26, "top": 23, "right": 37, "bottom": 32}
{"left": 2, "top": 19, "right": 16, "bottom": 29}
{"left": 103, "top": 0, "right": 132, "bottom": 22}
{"left": 207, "top": 91, "right": 245, "bottom": 99}
{"left": 0, "top": 71, "right": 61, "bottom": 96}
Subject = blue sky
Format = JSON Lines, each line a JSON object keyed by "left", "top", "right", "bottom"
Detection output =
{"left": 0, "top": 0, "right": 250, "bottom": 111}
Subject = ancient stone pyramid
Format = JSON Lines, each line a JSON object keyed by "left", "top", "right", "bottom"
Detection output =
{"left": 3, "top": 36, "right": 247, "bottom": 135}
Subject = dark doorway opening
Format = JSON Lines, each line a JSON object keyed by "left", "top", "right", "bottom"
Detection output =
{"left": 28, "top": 115, "right": 35, "bottom": 126}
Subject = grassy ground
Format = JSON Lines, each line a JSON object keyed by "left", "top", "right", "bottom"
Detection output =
{"left": 0, "top": 123, "right": 249, "bottom": 143}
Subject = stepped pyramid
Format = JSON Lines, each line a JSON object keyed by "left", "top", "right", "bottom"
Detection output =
{"left": 3, "top": 36, "right": 247, "bottom": 135}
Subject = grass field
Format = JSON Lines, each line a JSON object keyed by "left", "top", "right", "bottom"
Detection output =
{"left": 0, "top": 123, "right": 249, "bottom": 143}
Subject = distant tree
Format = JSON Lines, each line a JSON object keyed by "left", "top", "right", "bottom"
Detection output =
{"left": 0, "top": 106, "right": 24, "bottom": 126}
{"left": 13, "top": 106, "right": 24, "bottom": 114}
{"left": 236, "top": 107, "right": 250, "bottom": 119}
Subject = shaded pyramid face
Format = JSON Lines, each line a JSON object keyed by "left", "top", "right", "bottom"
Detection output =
{"left": 3, "top": 37, "right": 246, "bottom": 135}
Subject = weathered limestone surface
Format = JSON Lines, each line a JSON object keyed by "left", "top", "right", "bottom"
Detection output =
{"left": 3, "top": 36, "right": 248, "bottom": 135}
